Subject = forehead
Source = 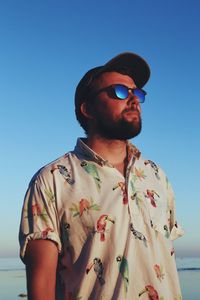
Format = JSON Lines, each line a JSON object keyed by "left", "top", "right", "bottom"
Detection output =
{"left": 92, "top": 71, "right": 136, "bottom": 89}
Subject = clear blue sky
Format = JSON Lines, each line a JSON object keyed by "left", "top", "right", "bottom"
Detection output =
{"left": 0, "top": 0, "right": 199, "bottom": 258}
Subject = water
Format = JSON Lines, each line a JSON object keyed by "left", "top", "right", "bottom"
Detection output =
{"left": 0, "top": 258, "right": 26, "bottom": 300}
{"left": 0, "top": 257, "right": 200, "bottom": 299}
{"left": 177, "top": 257, "right": 200, "bottom": 300}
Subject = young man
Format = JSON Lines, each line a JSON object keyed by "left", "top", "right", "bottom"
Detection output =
{"left": 19, "top": 52, "right": 184, "bottom": 300}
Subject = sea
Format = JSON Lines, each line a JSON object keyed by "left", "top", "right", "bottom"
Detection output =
{"left": 0, "top": 257, "right": 199, "bottom": 299}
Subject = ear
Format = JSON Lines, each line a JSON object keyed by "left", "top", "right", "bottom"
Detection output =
{"left": 80, "top": 102, "right": 94, "bottom": 120}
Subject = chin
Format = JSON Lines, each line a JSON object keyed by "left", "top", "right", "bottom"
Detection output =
{"left": 102, "top": 126, "right": 142, "bottom": 140}
{"left": 94, "top": 116, "right": 142, "bottom": 140}
{"left": 119, "top": 129, "right": 141, "bottom": 140}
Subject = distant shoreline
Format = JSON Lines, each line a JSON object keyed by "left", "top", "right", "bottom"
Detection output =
{"left": 178, "top": 267, "right": 200, "bottom": 271}
{"left": 1, "top": 257, "right": 200, "bottom": 272}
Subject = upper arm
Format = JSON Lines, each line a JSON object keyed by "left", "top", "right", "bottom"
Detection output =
{"left": 25, "top": 239, "right": 59, "bottom": 300}
{"left": 24, "top": 239, "right": 59, "bottom": 269}
{"left": 19, "top": 174, "right": 62, "bottom": 260}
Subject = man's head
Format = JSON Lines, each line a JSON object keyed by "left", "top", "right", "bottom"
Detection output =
{"left": 75, "top": 52, "right": 150, "bottom": 139}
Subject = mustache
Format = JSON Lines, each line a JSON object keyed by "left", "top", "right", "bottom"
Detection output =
{"left": 122, "top": 107, "right": 140, "bottom": 114}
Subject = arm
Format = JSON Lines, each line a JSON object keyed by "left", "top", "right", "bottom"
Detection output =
{"left": 24, "top": 240, "right": 59, "bottom": 300}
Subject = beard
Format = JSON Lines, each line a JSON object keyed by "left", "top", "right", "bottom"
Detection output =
{"left": 92, "top": 109, "right": 142, "bottom": 140}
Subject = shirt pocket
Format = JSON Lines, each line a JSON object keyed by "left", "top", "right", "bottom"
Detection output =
{"left": 152, "top": 210, "right": 171, "bottom": 239}
{"left": 146, "top": 193, "right": 184, "bottom": 241}
{"left": 147, "top": 195, "right": 171, "bottom": 239}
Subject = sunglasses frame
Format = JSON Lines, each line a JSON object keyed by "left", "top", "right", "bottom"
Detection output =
{"left": 89, "top": 84, "right": 147, "bottom": 103}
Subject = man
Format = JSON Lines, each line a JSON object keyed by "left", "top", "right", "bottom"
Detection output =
{"left": 19, "top": 52, "right": 184, "bottom": 300}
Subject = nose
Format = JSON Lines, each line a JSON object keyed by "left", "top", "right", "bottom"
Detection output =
{"left": 127, "top": 92, "right": 141, "bottom": 112}
{"left": 127, "top": 91, "right": 140, "bottom": 105}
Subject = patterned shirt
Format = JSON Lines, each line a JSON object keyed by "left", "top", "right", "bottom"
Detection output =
{"left": 19, "top": 138, "right": 184, "bottom": 300}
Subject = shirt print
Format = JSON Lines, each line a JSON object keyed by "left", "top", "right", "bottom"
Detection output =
{"left": 19, "top": 138, "right": 184, "bottom": 300}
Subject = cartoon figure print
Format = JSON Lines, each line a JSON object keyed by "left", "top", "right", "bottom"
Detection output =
{"left": 51, "top": 164, "right": 74, "bottom": 184}
{"left": 144, "top": 160, "right": 160, "bottom": 180}
{"left": 144, "top": 189, "right": 160, "bottom": 208}
{"left": 116, "top": 255, "right": 129, "bottom": 295}
{"left": 41, "top": 227, "right": 54, "bottom": 239}
{"left": 69, "top": 198, "right": 101, "bottom": 232}
{"left": 96, "top": 214, "right": 115, "bottom": 241}
{"left": 132, "top": 167, "right": 147, "bottom": 182}
{"left": 80, "top": 161, "right": 102, "bottom": 191}
{"left": 163, "top": 225, "right": 170, "bottom": 238}
{"left": 69, "top": 198, "right": 101, "bottom": 217}
{"left": 139, "top": 285, "right": 161, "bottom": 300}
{"left": 113, "top": 182, "right": 128, "bottom": 205}
{"left": 86, "top": 257, "right": 105, "bottom": 285}
{"left": 31, "top": 203, "right": 48, "bottom": 223}
{"left": 130, "top": 223, "right": 148, "bottom": 247}
{"left": 154, "top": 264, "right": 165, "bottom": 282}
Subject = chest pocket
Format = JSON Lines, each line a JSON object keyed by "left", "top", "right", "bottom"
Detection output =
{"left": 145, "top": 189, "right": 171, "bottom": 239}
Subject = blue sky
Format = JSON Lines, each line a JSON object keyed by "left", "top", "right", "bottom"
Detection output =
{"left": 0, "top": 0, "right": 199, "bottom": 258}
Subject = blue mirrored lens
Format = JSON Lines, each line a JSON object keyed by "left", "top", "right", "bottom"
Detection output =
{"left": 134, "top": 88, "right": 145, "bottom": 103}
{"left": 114, "top": 85, "right": 129, "bottom": 100}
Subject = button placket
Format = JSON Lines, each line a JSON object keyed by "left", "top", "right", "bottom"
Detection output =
{"left": 125, "top": 158, "right": 136, "bottom": 223}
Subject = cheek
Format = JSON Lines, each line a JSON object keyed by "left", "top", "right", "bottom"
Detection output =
{"left": 95, "top": 99, "right": 125, "bottom": 119}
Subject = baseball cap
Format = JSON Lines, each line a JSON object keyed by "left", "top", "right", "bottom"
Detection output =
{"left": 75, "top": 52, "right": 151, "bottom": 108}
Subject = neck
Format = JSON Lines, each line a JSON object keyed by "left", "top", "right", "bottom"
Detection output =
{"left": 85, "top": 134, "right": 129, "bottom": 175}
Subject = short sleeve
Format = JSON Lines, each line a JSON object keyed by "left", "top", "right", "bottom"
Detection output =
{"left": 19, "top": 173, "right": 62, "bottom": 260}
{"left": 166, "top": 178, "right": 184, "bottom": 241}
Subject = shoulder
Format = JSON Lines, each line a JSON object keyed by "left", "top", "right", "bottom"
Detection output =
{"left": 28, "top": 151, "right": 75, "bottom": 187}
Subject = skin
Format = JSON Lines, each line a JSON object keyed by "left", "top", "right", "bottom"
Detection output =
{"left": 24, "top": 240, "right": 58, "bottom": 300}
{"left": 24, "top": 71, "right": 142, "bottom": 299}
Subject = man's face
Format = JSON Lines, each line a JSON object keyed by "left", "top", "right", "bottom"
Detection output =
{"left": 88, "top": 71, "right": 142, "bottom": 140}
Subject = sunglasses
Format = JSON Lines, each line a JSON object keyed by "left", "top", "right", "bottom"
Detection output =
{"left": 90, "top": 84, "right": 147, "bottom": 103}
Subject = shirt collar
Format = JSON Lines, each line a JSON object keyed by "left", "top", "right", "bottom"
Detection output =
{"left": 74, "top": 138, "right": 141, "bottom": 167}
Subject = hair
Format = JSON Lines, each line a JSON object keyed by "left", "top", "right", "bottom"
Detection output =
{"left": 75, "top": 66, "right": 134, "bottom": 135}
